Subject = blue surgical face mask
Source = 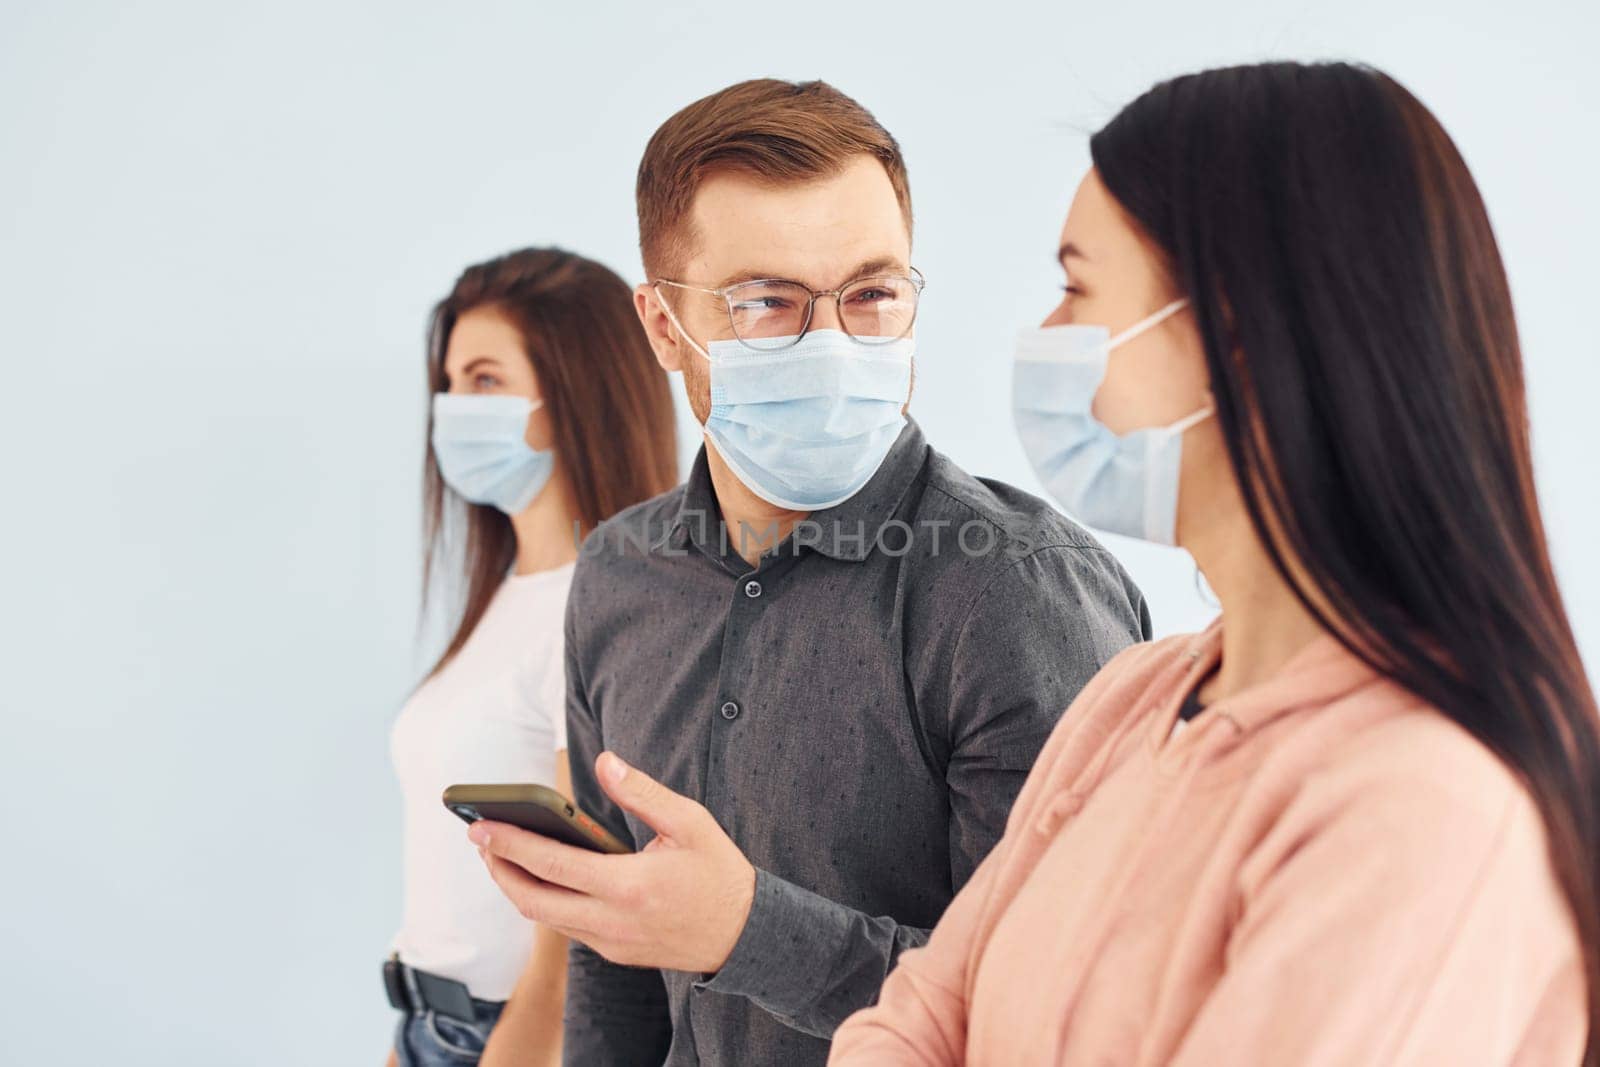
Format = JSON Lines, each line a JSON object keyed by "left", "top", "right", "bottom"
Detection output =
{"left": 431, "top": 393, "right": 554, "bottom": 514}
{"left": 1011, "top": 298, "right": 1210, "bottom": 545}
{"left": 657, "top": 290, "right": 913, "bottom": 511}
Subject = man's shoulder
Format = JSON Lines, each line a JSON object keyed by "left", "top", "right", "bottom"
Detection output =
{"left": 913, "top": 446, "right": 1112, "bottom": 562}
{"left": 572, "top": 482, "right": 686, "bottom": 579}
{"left": 602, "top": 480, "right": 687, "bottom": 535}
{"left": 892, "top": 445, "right": 1148, "bottom": 644}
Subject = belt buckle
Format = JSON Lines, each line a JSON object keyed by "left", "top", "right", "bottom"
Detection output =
{"left": 413, "top": 968, "right": 477, "bottom": 1023}
{"left": 381, "top": 954, "right": 409, "bottom": 1012}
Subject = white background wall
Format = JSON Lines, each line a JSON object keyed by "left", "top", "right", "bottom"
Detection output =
{"left": 2, "top": 1, "right": 1595, "bottom": 1062}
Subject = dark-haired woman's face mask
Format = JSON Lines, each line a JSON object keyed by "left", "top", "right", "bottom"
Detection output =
{"left": 1011, "top": 168, "right": 1214, "bottom": 546}
{"left": 1013, "top": 300, "right": 1210, "bottom": 544}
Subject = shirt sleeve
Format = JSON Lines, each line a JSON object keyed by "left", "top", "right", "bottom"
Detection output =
{"left": 699, "top": 544, "right": 1147, "bottom": 1039}
{"left": 559, "top": 587, "right": 673, "bottom": 1066}
{"left": 823, "top": 842, "right": 999, "bottom": 1064}
{"left": 510, "top": 619, "right": 570, "bottom": 755}
{"left": 544, "top": 632, "right": 567, "bottom": 753}
{"left": 942, "top": 545, "right": 1147, "bottom": 885}
{"left": 695, "top": 867, "right": 931, "bottom": 1036}
{"left": 829, "top": 632, "right": 1148, "bottom": 1065}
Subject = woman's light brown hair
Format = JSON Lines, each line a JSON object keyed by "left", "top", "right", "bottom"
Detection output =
{"left": 421, "top": 247, "right": 678, "bottom": 676}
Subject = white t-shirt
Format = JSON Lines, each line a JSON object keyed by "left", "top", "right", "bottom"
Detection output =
{"left": 390, "top": 562, "right": 573, "bottom": 1000}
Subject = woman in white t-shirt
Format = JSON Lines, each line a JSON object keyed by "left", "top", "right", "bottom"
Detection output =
{"left": 386, "top": 247, "right": 678, "bottom": 1067}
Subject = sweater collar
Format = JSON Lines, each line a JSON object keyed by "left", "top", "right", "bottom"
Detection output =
{"left": 1160, "top": 617, "right": 1386, "bottom": 740}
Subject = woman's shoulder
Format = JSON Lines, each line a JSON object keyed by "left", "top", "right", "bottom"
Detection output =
{"left": 1275, "top": 699, "right": 1566, "bottom": 908}
{"left": 1018, "top": 630, "right": 1209, "bottom": 790}
{"left": 1042, "top": 629, "right": 1212, "bottom": 741}
{"left": 500, "top": 563, "right": 576, "bottom": 618}
{"left": 1312, "top": 699, "right": 1530, "bottom": 819}
{"left": 1095, "top": 628, "right": 1209, "bottom": 686}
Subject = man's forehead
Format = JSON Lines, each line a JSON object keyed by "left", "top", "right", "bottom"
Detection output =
{"left": 681, "top": 158, "right": 911, "bottom": 288}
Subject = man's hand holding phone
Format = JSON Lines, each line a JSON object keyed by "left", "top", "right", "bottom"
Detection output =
{"left": 467, "top": 751, "right": 757, "bottom": 975}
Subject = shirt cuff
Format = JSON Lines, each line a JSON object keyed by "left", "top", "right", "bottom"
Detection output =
{"left": 694, "top": 867, "right": 845, "bottom": 1010}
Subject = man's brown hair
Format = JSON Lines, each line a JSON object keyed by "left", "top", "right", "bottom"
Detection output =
{"left": 636, "top": 79, "right": 913, "bottom": 278}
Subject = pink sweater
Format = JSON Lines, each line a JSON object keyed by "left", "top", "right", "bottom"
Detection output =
{"left": 830, "top": 622, "right": 1585, "bottom": 1065}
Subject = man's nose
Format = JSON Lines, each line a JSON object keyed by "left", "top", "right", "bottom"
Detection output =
{"left": 808, "top": 294, "right": 846, "bottom": 333}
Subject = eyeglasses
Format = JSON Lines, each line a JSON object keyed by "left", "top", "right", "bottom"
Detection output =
{"left": 654, "top": 267, "right": 925, "bottom": 353}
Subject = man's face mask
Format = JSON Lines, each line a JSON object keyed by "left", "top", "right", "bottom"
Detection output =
{"left": 656, "top": 285, "right": 915, "bottom": 512}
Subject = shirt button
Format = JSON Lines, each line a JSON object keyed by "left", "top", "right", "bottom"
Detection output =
{"left": 744, "top": 580, "right": 763, "bottom": 599}
{"left": 720, "top": 700, "right": 741, "bottom": 720}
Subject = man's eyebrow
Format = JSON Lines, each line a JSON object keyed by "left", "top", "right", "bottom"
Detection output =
{"left": 713, "top": 256, "right": 911, "bottom": 291}
{"left": 712, "top": 268, "right": 790, "bottom": 288}
{"left": 1058, "top": 241, "right": 1089, "bottom": 266}
{"left": 841, "top": 256, "right": 908, "bottom": 282}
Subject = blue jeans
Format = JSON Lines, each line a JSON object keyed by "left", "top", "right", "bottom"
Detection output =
{"left": 393, "top": 1000, "right": 505, "bottom": 1067}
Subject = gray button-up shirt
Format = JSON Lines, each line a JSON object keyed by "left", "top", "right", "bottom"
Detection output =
{"left": 562, "top": 420, "right": 1150, "bottom": 1066}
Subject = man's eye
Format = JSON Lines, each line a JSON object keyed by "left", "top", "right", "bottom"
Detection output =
{"left": 734, "top": 298, "right": 794, "bottom": 312}
{"left": 848, "top": 287, "right": 894, "bottom": 305}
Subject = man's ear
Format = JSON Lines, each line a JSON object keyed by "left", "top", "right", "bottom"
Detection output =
{"left": 634, "top": 284, "right": 685, "bottom": 373}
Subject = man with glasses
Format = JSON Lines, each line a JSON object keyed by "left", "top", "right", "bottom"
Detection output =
{"left": 469, "top": 79, "right": 1151, "bottom": 1067}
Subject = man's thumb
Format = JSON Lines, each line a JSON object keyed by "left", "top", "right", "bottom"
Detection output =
{"left": 596, "top": 751, "right": 700, "bottom": 842}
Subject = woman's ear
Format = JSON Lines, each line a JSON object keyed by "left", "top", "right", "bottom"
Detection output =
{"left": 634, "top": 285, "right": 686, "bottom": 373}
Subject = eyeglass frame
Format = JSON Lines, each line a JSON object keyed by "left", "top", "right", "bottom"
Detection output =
{"left": 652, "top": 266, "right": 926, "bottom": 352}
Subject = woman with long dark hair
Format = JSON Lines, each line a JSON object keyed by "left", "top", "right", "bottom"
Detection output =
{"left": 385, "top": 248, "right": 677, "bottom": 1066}
{"left": 831, "top": 62, "right": 1598, "bottom": 1064}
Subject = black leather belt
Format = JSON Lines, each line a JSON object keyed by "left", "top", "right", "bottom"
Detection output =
{"left": 383, "top": 954, "right": 477, "bottom": 1023}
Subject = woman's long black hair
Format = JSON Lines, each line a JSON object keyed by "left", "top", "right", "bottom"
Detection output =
{"left": 1092, "top": 61, "right": 1599, "bottom": 1057}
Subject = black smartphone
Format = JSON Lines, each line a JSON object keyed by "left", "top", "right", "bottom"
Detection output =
{"left": 442, "top": 783, "right": 631, "bottom": 854}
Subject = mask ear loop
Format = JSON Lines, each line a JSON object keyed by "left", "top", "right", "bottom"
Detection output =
{"left": 1107, "top": 297, "right": 1190, "bottom": 349}
{"left": 1140, "top": 406, "right": 1211, "bottom": 545}
{"left": 653, "top": 283, "right": 722, "bottom": 447}
{"left": 1114, "top": 297, "right": 1216, "bottom": 436}
{"left": 652, "top": 284, "right": 712, "bottom": 362}
{"left": 899, "top": 340, "right": 916, "bottom": 412}
{"left": 1164, "top": 406, "right": 1214, "bottom": 436}
{"left": 1113, "top": 295, "right": 1190, "bottom": 350}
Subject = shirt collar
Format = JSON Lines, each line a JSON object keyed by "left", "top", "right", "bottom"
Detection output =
{"left": 806, "top": 418, "right": 927, "bottom": 561}
{"left": 666, "top": 418, "right": 930, "bottom": 564}
{"left": 1154, "top": 618, "right": 1386, "bottom": 743}
{"left": 667, "top": 446, "right": 720, "bottom": 553}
